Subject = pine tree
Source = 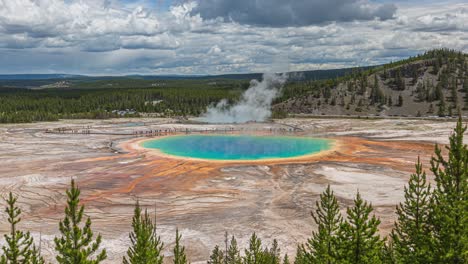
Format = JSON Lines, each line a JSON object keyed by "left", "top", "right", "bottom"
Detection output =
{"left": 243, "top": 233, "right": 264, "bottom": 264}
{"left": 391, "top": 157, "right": 434, "bottom": 263}
{"left": 226, "top": 236, "right": 241, "bottom": 264}
{"left": 336, "top": 192, "right": 385, "bottom": 264}
{"left": 263, "top": 239, "right": 281, "bottom": 264}
{"left": 207, "top": 245, "right": 224, "bottom": 264}
{"left": 54, "top": 179, "right": 107, "bottom": 264}
{"left": 398, "top": 94, "right": 403, "bottom": 107}
{"left": 29, "top": 244, "right": 45, "bottom": 264}
{"left": 438, "top": 95, "right": 446, "bottom": 117}
{"left": 293, "top": 245, "right": 307, "bottom": 264}
{"left": 381, "top": 241, "right": 396, "bottom": 264}
{"left": 173, "top": 229, "right": 187, "bottom": 264}
{"left": 303, "top": 185, "right": 342, "bottom": 263}
{"left": 1, "top": 192, "right": 39, "bottom": 263}
{"left": 451, "top": 81, "right": 458, "bottom": 107}
{"left": 282, "top": 254, "right": 290, "bottom": 264}
{"left": 123, "top": 201, "right": 164, "bottom": 264}
{"left": 430, "top": 116, "right": 468, "bottom": 263}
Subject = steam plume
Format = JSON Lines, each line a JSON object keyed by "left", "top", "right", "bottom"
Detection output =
{"left": 199, "top": 73, "right": 288, "bottom": 123}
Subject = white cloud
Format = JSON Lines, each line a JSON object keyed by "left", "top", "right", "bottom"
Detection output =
{"left": 0, "top": 0, "right": 467, "bottom": 74}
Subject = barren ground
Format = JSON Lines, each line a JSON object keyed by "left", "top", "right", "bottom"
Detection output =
{"left": 0, "top": 117, "right": 462, "bottom": 263}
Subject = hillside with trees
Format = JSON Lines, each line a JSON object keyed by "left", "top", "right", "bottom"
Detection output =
{"left": 274, "top": 49, "right": 468, "bottom": 118}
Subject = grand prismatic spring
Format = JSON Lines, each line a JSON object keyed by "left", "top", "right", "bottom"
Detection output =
{"left": 0, "top": 118, "right": 459, "bottom": 262}
{"left": 141, "top": 135, "right": 332, "bottom": 160}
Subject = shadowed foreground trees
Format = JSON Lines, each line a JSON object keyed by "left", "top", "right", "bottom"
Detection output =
{"left": 0, "top": 118, "right": 467, "bottom": 263}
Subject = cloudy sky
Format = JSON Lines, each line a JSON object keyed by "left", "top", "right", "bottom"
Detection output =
{"left": 0, "top": 0, "right": 467, "bottom": 75}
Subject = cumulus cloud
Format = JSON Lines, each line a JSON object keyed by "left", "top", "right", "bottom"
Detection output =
{"left": 0, "top": 0, "right": 466, "bottom": 75}
{"left": 413, "top": 9, "right": 468, "bottom": 32}
{"left": 190, "top": 0, "right": 397, "bottom": 27}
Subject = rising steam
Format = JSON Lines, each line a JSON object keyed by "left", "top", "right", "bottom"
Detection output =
{"left": 199, "top": 73, "right": 288, "bottom": 123}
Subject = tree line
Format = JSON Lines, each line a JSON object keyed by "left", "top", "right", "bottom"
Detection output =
{"left": 1, "top": 118, "right": 467, "bottom": 263}
{"left": 0, "top": 84, "right": 242, "bottom": 123}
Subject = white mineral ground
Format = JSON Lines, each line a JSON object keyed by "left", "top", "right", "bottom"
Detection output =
{"left": 0, "top": 117, "right": 463, "bottom": 263}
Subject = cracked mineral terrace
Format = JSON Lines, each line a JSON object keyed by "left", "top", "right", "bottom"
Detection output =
{"left": 0, "top": 117, "right": 461, "bottom": 263}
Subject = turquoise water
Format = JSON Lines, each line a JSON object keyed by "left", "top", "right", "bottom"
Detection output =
{"left": 142, "top": 135, "right": 332, "bottom": 160}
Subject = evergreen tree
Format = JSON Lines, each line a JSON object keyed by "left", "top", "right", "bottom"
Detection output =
{"left": 336, "top": 192, "right": 385, "bottom": 264}
{"left": 282, "top": 254, "right": 290, "bottom": 264}
{"left": 123, "top": 201, "right": 164, "bottom": 264}
{"left": 173, "top": 229, "right": 187, "bottom": 264}
{"left": 226, "top": 236, "right": 241, "bottom": 264}
{"left": 54, "top": 179, "right": 107, "bottom": 264}
{"left": 207, "top": 246, "right": 224, "bottom": 264}
{"left": 428, "top": 103, "right": 434, "bottom": 114}
{"left": 438, "top": 95, "right": 446, "bottom": 117}
{"left": 303, "top": 185, "right": 342, "bottom": 263}
{"left": 451, "top": 81, "right": 458, "bottom": 107}
{"left": 398, "top": 94, "right": 403, "bottom": 107}
{"left": 1, "top": 192, "right": 39, "bottom": 264}
{"left": 381, "top": 241, "right": 396, "bottom": 264}
{"left": 391, "top": 157, "right": 434, "bottom": 263}
{"left": 263, "top": 239, "right": 281, "bottom": 264}
{"left": 293, "top": 246, "right": 307, "bottom": 264}
{"left": 244, "top": 233, "right": 264, "bottom": 264}
{"left": 464, "top": 78, "right": 468, "bottom": 94}
{"left": 430, "top": 116, "right": 468, "bottom": 263}
{"left": 29, "top": 244, "right": 45, "bottom": 264}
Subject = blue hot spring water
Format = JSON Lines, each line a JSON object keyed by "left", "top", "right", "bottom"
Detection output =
{"left": 141, "top": 135, "right": 332, "bottom": 160}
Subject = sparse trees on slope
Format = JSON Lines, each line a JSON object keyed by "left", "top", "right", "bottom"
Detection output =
{"left": 303, "top": 185, "right": 342, "bottom": 264}
{"left": 1, "top": 192, "right": 45, "bottom": 264}
{"left": 430, "top": 116, "right": 468, "bottom": 263}
{"left": 173, "top": 229, "right": 187, "bottom": 264}
{"left": 336, "top": 192, "right": 385, "bottom": 264}
{"left": 54, "top": 179, "right": 107, "bottom": 264}
{"left": 391, "top": 157, "right": 434, "bottom": 263}
{"left": 123, "top": 201, "right": 164, "bottom": 264}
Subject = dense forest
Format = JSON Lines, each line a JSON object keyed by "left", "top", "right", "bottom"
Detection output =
{"left": 0, "top": 82, "right": 244, "bottom": 123}
{"left": 2, "top": 118, "right": 467, "bottom": 263}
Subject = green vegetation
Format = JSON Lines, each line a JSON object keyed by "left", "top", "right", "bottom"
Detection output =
{"left": 2, "top": 49, "right": 467, "bottom": 123}
{"left": 275, "top": 49, "right": 468, "bottom": 117}
{"left": 123, "top": 201, "right": 164, "bottom": 264}
{"left": 54, "top": 179, "right": 107, "bottom": 264}
{"left": 1, "top": 193, "right": 44, "bottom": 264}
{"left": 0, "top": 81, "right": 244, "bottom": 123}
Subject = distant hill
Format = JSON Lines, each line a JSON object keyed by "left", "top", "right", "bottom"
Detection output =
{"left": 0, "top": 67, "right": 376, "bottom": 89}
{"left": 0, "top": 74, "right": 83, "bottom": 80}
{"left": 274, "top": 49, "right": 468, "bottom": 118}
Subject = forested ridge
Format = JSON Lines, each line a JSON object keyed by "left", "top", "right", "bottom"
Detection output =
{"left": 275, "top": 49, "right": 468, "bottom": 117}
{"left": 0, "top": 84, "right": 243, "bottom": 123}
{"left": 1, "top": 117, "right": 467, "bottom": 263}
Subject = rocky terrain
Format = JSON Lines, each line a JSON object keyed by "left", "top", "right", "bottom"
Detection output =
{"left": 0, "top": 117, "right": 462, "bottom": 263}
